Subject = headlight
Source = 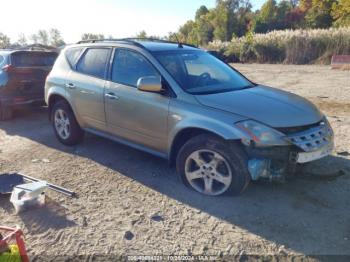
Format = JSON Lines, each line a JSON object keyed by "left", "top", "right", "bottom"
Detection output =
{"left": 236, "top": 120, "right": 289, "bottom": 147}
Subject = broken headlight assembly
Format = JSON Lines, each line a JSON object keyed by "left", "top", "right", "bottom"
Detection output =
{"left": 236, "top": 120, "right": 290, "bottom": 147}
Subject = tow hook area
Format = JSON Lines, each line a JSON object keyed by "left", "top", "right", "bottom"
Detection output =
{"left": 248, "top": 159, "right": 286, "bottom": 182}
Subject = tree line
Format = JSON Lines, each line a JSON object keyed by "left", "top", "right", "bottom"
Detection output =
{"left": 0, "top": 0, "right": 349, "bottom": 49}
{"left": 170, "top": 0, "right": 350, "bottom": 45}
{"left": 0, "top": 29, "right": 65, "bottom": 49}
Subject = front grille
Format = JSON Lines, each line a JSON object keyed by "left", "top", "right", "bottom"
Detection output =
{"left": 286, "top": 123, "right": 333, "bottom": 152}
{"left": 276, "top": 121, "right": 321, "bottom": 135}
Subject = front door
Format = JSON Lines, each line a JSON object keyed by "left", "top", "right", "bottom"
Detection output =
{"left": 104, "top": 48, "right": 169, "bottom": 154}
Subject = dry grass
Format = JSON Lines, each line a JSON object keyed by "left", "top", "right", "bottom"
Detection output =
{"left": 208, "top": 27, "right": 350, "bottom": 64}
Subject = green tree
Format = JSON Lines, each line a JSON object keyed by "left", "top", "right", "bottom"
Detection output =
{"left": 234, "top": 2, "right": 253, "bottom": 37}
{"left": 299, "top": 0, "right": 312, "bottom": 11}
{"left": 30, "top": 34, "right": 38, "bottom": 44}
{"left": 212, "top": 2, "right": 230, "bottom": 41}
{"left": 212, "top": 0, "right": 252, "bottom": 40}
{"left": 0, "top": 33, "right": 10, "bottom": 48}
{"left": 195, "top": 5, "right": 209, "bottom": 20}
{"left": 252, "top": 0, "right": 278, "bottom": 33}
{"left": 17, "top": 33, "right": 27, "bottom": 46}
{"left": 81, "top": 33, "right": 104, "bottom": 41}
{"left": 196, "top": 13, "right": 214, "bottom": 45}
{"left": 49, "top": 28, "right": 65, "bottom": 47}
{"left": 331, "top": 0, "right": 350, "bottom": 27}
{"left": 136, "top": 30, "right": 147, "bottom": 38}
{"left": 37, "top": 30, "right": 49, "bottom": 45}
{"left": 304, "top": 0, "right": 337, "bottom": 28}
{"left": 178, "top": 20, "right": 198, "bottom": 44}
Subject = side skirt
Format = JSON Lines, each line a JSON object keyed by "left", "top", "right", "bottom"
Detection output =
{"left": 84, "top": 128, "right": 169, "bottom": 160}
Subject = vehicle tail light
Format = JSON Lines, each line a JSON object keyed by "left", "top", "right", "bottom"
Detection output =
{"left": 1, "top": 64, "right": 15, "bottom": 73}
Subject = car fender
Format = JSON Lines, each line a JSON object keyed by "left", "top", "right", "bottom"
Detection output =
{"left": 167, "top": 103, "right": 249, "bottom": 157}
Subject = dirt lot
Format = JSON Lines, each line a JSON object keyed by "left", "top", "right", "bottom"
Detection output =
{"left": 0, "top": 64, "right": 349, "bottom": 260}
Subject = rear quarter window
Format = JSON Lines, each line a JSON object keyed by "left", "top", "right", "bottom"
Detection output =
{"left": 76, "top": 48, "right": 111, "bottom": 79}
{"left": 65, "top": 47, "right": 84, "bottom": 68}
{"left": 0, "top": 55, "right": 5, "bottom": 66}
{"left": 11, "top": 52, "right": 58, "bottom": 67}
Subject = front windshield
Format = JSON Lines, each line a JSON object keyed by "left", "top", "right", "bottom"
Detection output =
{"left": 153, "top": 50, "right": 254, "bottom": 95}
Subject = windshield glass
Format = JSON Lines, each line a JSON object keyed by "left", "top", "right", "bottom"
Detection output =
{"left": 153, "top": 50, "right": 254, "bottom": 95}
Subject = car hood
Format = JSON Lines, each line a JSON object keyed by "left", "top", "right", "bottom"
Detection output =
{"left": 195, "top": 85, "right": 323, "bottom": 128}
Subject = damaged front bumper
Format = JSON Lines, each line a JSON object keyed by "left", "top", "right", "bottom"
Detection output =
{"left": 242, "top": 120, "right": 334, "bottom": 181}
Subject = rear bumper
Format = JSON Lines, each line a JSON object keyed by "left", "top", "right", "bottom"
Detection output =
{"left": 0, "top": 95, "right": 44, "bottom": 108}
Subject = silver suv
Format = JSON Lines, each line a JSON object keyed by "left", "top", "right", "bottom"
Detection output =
{"left": 45, "top": 39, "right": 334, "bottom": 196}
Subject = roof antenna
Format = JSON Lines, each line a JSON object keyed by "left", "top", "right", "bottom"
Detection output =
{"left": 173, "top": 33, "right": 183, "bottom": 48}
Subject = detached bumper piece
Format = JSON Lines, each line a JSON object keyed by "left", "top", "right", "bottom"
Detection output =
{"left": 246, "top": 147, "right": 297, "bottom": 182}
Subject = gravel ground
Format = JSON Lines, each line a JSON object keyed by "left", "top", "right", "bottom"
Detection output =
{"left": 0, "top": 64, "right": 349, "bottom": 260}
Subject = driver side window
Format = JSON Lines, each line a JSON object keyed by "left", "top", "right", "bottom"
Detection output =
{"left": 111, "top": 49, "right": 159, "bottom": 87}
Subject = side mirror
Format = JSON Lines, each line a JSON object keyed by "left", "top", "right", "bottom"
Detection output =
{"left": 137, "top": 76, "right": 163, "bottom": 93}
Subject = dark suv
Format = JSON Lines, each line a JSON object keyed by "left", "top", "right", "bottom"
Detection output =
{"left": 0, "top": 49, "right": 58, "bottom": 120}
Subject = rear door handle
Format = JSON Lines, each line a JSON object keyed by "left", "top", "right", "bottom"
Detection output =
{"left": 105, "top": 92, "right": 119, "bottom": 100}
{"left": 65, "top": 83, "right": 76, "bottom": 89}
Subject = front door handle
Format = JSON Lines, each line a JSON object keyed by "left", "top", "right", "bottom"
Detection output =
{"left": 105, "top": 92, "right": 119, "bottom": 100}
{"left": 65, "top": 83, "right": 76, "bottom": 89}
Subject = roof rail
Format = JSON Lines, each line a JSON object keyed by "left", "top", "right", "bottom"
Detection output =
{"left": 123, "top": 38, "right": 198, "bottom": 49}
{"left": 76, "top": 38, "right": 198, "bottom": 49}
{"left": 76, "top": 39, "right": 145, "bottom": 49}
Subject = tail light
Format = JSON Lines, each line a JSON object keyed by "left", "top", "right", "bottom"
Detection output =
{"left": 1, "top": 64, "right": 15, "bottom": 73}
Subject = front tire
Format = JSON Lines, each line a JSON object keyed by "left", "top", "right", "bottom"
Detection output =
{"left": 52, "top": 100, "right": 84, "bottom": 146}
{"left": 176, "top": 134, "right": 250, "bottom": 196}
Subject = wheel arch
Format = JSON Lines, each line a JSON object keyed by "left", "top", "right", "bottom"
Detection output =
{"left": 169, "top": 127, "right": 241, "bottom": 166}
{"left": 47, "top": 93, "right": 73, "bottom": 121}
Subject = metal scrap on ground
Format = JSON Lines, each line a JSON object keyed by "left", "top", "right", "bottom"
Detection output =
{"left": 0, "top": 173, "right": 75, "bottom": 197}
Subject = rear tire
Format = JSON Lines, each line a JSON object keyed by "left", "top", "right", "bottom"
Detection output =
{"left": 52, "top": 100, "right": 84, "bottom": 146}
{"left": 176, "top": 134, "right": 250, "bottom": 196}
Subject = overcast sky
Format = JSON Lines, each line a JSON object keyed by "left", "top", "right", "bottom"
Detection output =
{"left": 0, "top": 0, "right": 266, "bottom": 43}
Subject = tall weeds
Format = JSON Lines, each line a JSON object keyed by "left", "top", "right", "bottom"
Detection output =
{"left": 208, "top": 27, "right": 350, "bottom": 64}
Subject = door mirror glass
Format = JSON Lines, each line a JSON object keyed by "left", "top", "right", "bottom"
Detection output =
{"left": 137, "top": 76, "right": 163, "bottom": 93}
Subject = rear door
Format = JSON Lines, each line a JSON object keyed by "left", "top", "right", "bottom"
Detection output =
{"left": 8, "top": 51, "right": 58, "bottom": 100}
{"left": 66, "top": 47, "right": 111, "bottom": 130}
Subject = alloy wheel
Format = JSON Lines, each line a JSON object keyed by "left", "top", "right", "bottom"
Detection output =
{"left": 54, "top": 109, "right": 71, "bottom": 140}
{"left": 185, "top": 149, "right": 233, "bottom": 196}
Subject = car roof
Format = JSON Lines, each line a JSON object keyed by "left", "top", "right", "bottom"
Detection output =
{"left": 0, "top": 50, "right": 12, "bottom": 56}
{"left": 69, "top": 39, "right": 199, "bottom": 52}
{"left": 0, "top": 50, "right": 57, "bottom": 55}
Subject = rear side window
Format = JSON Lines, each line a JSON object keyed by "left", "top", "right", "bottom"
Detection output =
{"left": 11, "top": 52, "right": 58, "bottom": 67}
{"left": 111, "top": 49, "right": 159, "bottom": 87}
{"left": 65, "top": 47, "right": 84, "bottom": 67}
{"left": 76, "top": 48, "right": 110, "bottom": 79}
